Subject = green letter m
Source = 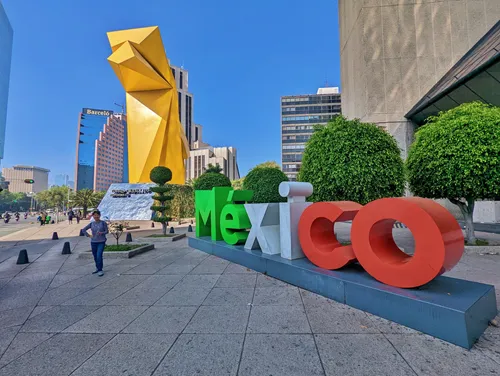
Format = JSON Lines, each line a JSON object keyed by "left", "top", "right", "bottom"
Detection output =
{"left": 195, "top": 187, "right": 233, "bottom": 241}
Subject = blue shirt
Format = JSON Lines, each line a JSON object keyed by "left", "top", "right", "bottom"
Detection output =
{"left": 82, "top": 221, "right": 109, "bottom": 243}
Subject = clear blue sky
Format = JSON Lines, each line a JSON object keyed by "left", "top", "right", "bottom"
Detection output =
{"left": 2, "top": 0, "right": 340, "bottom": 181}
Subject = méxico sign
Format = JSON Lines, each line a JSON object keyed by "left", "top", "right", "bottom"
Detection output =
{"left": 195, "top": 182, "right": 464, "bottom": 289}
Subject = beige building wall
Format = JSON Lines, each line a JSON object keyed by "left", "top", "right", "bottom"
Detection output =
{"left": 339, "top": 0, "right": 500, "bottom": 157}
{"left": 2, "top": 165, "right": 50, "bottom": 193}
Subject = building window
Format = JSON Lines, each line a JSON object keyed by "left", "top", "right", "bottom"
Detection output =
{"left": 171, "top": 68, "right": 175, "bottom": 79}
{"left": 180, "top": 71, "right": 183, "bottom": 89}
{"left": 178, "top": 92, "right": 182, "bottom": 120}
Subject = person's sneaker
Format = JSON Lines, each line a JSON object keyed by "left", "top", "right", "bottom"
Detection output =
{"left": 92, "top": 270, "right": 99, "bottom": 274}
{"left": 97, "top": 271, "right": 104, "bottom": 277}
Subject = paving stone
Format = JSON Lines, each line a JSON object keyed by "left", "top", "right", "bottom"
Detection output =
{"left": 239, "top": 334, "right": 324, "bottom": 376}
{"left": 20, "top": 305, "right": 99, "bottom": 333}
{"left": 0, "top": 284, "right": 47, "bottom": 312}
{"left": 110, "top": 275, "right": 183, "bottom": 305}
{"left": 248, "top": 305, "right": 311, "bottom": 334}
{"left": 64, "top": 305, "right": 148, "bottom": 333}
{"left": 387, "top": 333, "right": 500, "bottom": 375}
{"left": 184, "top": 305, "right": 250, "bottom": 334}
{"left": 47, "top": 273, "right": 85, "bottom": 289}
{"left": 0, "top": 307, "right": 33, "bottom": 329}
{"left": 216, "top": 274, "right": 257, "bottom": 288}
{"left": 475, "top": 333, "right": 500, "bottom": 364}
{"left": 224, "top": 263, "right": 257, "bottom": 274}
{"left": 305, "top": 301, "right": 379, "bottom": 334}
{"left": 315, "top": 334, "right": 416, "bottom": 376}
{"left": 256, "top": 274, "right": 290, "bottom": 288}
{"left": 62, "top": 275, "right": 148, "bottom": 305}
{"left": 38, "top": 287, "right": 91, "bottom": 306}
{"left": 123, "top": 306, "right": 198, "bottom": 334}
{"left": 0, "top": 332, "right": 54, "bottom": 367}
{"left": 156, "top": 263, "right": 198, "bottom": 275}
{"left": 0, "top": 333, "right": 113, "bottom": 376}
{"left": 203, "top": 288, "right": 254, "bottom": 306}
{"left": 177, "top": 274, "right": 220, "bottom": 288}
{"left": 190, "top": 260, "right": 228, "bottom": 274}
{"left": 0, "top": 278, "right": 11, "bottom": 289}
{"left": 123, "top": 260, "right": 174, "bottom": 275}
{"left": 153, "top": 334, "right": 243, "bottom": 376}
{"left": 54, "top": 273, "right": 113, "bottom": 290}
{"left": 71, "top": 333, "right": 176, "bottom": 376}
{"left": 300, "top": 288, "right": 337, "bottom": 306}
{"left": 365, "top": 312, "right": 421, "bottom": 334}
{"left": 0, "top": 326, "right": 19, "bottom": 358}
{"left": 28, "top": 306, "right": 53, "bottom": 319}
{"left": 253, "top": 287, "right": 303, "bottom": 306}
{"left": 155, "top": 284, "right": 212, "bottom": 306}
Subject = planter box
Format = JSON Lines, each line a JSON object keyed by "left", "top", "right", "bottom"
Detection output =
{"left": 125, "top": 225, "right": 141, "bottom": 230}
{"left": 136, "top": 234, "right": 187, "bottom": 243}
{"left": 78, "top": 244, "right": 155, "bottom": 259}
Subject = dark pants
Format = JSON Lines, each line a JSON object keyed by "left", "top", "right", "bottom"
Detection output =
{"left": 91, "top": 242, "right": 105, "bottom": 272}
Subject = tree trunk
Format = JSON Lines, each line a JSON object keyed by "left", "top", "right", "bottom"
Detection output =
{"left": 449, "top": 197, "right": 476, "bottom": 244}
{"left": 162, "top": 222, "right": 167, "bottom": 236}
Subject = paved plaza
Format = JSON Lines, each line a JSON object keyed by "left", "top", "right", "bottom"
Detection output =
{"left": 0, "top": 223, "right": 498, "bottom": 375}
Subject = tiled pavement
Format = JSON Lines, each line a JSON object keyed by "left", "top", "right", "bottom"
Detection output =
{"left": 0, "top": 237, "right": 498, "bottom": 376}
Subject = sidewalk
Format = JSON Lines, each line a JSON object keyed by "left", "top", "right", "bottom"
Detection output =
{"left": 0, "top": 224, "right": 498, "bottom": 375}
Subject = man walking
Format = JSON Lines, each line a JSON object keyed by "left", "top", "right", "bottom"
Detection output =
{"left": 81, "top": 210, "right": 108, "bottom": 276}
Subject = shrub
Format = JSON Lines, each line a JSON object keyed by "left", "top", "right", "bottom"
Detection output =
{"left": 243, "top": 167, "right": 288, "bottom": 203}
{"left": 150, "top": 166, "right": 172, "bottom": 185}
{"left": 150, "top": 166, "right": 173, "bottom": 235}
{"left": 298, "top": 115, "right": 405, "bottom": 204}
{"left": 407, "top": 102, "right": 500, "bottom": 243}
{"left": 193, "top": 172, "right": 231, "bottom": 191}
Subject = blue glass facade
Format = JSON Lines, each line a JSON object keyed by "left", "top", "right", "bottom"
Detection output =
{"left": 75, "top": 108, "right": 113, "bottom": 190}
{"left": 0, "top": 3, "right": 13, "bottom": 163}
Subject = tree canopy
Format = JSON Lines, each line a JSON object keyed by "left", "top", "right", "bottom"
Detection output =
{"left": 205, "top": 163, "right": 223, "bottom": 173}
{"left": 70, "top": 189, "right": 103, "bottom": 215}
{"left": 407, "top": 102, "right": 500, "bottom": 243}
{"left": 193, "top": 172, "right": 231, "bottom": 191}
{"left": 243, "top": 167, "right": 288, "bottom": 203}
{"left": 251, "top": 161, "right": 281, "bottom": 170}
{"left": 298, "top": 116, "right": 405, "bottom": 204}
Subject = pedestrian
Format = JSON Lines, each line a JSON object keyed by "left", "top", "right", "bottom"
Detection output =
{"left": 40, "top": 212, "right": 46, "bottom": 226}
{"left": 81, "top": 210, "right": 108, "bottom": 277}
{"left": 68, "top": 209, "right": 74, "bottom": 224}
{"left": 76, "top": 210, "right": 81, "bottom": 224}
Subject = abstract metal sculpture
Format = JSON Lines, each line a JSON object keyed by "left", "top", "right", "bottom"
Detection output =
{"left": 107, "top": 26, "right": 189, "bottom": 184}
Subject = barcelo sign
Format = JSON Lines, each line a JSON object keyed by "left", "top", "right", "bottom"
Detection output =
{"left": 298, "top": 197, "right": 464, "bottom": 288}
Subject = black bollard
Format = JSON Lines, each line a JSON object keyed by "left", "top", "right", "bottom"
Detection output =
{"left": 79, "top": 229, "right": 85, "bottom": 236}
{"left": 16, "top": 249, "right": 29, "bottom": 264}
{"left": 151, "top": 222, "right": 155, "bottom": 228}
{"left": 62, "top": 242, "right": 71, "bottom": 255}
{"left": 188, "top": 225, "right": 193, "bottom": 232}
{"left": 52, "top": 232, "right": 59, "bottom": 240}
{"left": 169, "top": 226, "right": 175, "bottom": 234}
{"left": 125, "top": 233, "right": 133, "bottom": 242}
{"left": 191, "top": 220, "right": 193, "bottom": 224}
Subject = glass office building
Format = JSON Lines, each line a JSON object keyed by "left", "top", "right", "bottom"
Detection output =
{"left": 75, "top": 108, "right": 113, "bottom": 190}
{"left": 281, "top": 87, "right": 341, "bottom": 181}
{"left": 0, "top": 2, "right": 13, "bottom": 166}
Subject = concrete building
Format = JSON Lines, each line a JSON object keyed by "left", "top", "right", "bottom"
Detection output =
{"left": 186, "top": 124, "right": 240, "bottom": 181}
{"left": 339, "top": 0, "right": 500, "bottom": 158}
{"left": 171, "top": 65, "right": 195, "bottom": 148}
{"left": 0, "top": 2, "right": 13, "bottom": 167}
{"left": 281, "top": 87, "right": 341, "bottom": 181}
{"left": 94, "top": 113, "right": 127, "bottom": 192}
{"left": 74, "top": 108, "right": 114, "bottom": 190}
{"left": 2, "top": 165, "right": 50, "bottom": 193}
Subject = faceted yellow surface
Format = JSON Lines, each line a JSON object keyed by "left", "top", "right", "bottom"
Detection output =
{"left": 107, "top": 26, "right": 189, "bottom": 184}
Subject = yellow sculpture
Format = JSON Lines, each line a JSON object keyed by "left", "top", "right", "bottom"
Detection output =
{"left": 107, "top": 26, "right": 189, "bottom": 184}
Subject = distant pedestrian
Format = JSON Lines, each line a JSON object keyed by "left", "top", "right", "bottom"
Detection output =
{"left": 40, "top": 212, "right": 46, "bottom": 226}
{"left": 81, "top": 210, "right": 108, "bottom": 277}
{"left": 68, "top": 209, "right": 74, "bottom": 224}
{"left": 76, "top": 210, "right": 81, "bottom": 224}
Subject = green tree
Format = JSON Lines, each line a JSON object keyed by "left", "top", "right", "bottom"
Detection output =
{"left": 298, "top": 116, "right": 405, "bottom": 204}
{"left": 231, "top": 178, "right": 245, "bottom": 190}
{"left": 94, "top": 191, "right": 106, "bottom": 207}
{"left": 71, "top": 189, "right": 101, "bottom": 216}
{"left": 252, "top": 161, "right": 281, "bottom": 170}
{"left": 243, "top": 167, "right": 289, "bottom": 203}
{"left": 35, "top": 186, "right": 71, "bottom": 211}
{"left": 150, "top": 166, "right": 174, "bottom": 235}
{"left": 192, "top": 172, "right": 231, "bottom": 191}
{"left": 407, "top": 102, "right": 500, "bottom": 244}
{"left": 170, "top": 185, "right": 195, "bottom": 224}
{"left": 205, "top": 163, "right": 223, "bottom": 173}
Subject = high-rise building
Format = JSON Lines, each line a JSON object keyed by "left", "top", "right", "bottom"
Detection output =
{"left": 2, "top": 165, "right": 50, "bottom": 193}
{"left": 53, "top": 173, "right": 70, "bottom": 187}
{"left": 338, "top": 1, "right": 500, "bottom": 158}
{"left": 74, "top": 108, "right": 113, "bottom": 190}
{"left": 280, "top": 87, "right": 341, "bottom": 181}
{"left": 0, "top": 2, "right": 13, "bottom": 167}
{"left": 171, "top": 65, "right": 194, "bottom": 148}
{"left": 94, "top": 114, "right": 128, "bottom": 191}
{"left": 186, "top": 124, "right": 240, "bottom": 181}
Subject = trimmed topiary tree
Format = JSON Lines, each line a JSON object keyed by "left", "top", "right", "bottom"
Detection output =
{"left": 193, "top": 172, "right": 231, "bottom": 191}
{"left": 298, "top": 115, "right": 405, "bottom": 204}
{"left": 150, "top": 166, "right": 173, "bottom": 235}
{"left": 243, "top": 167, "right": 289, "bottom": 203}
{"left": 407, "top": 102, "right": 500, "bottom": 244}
